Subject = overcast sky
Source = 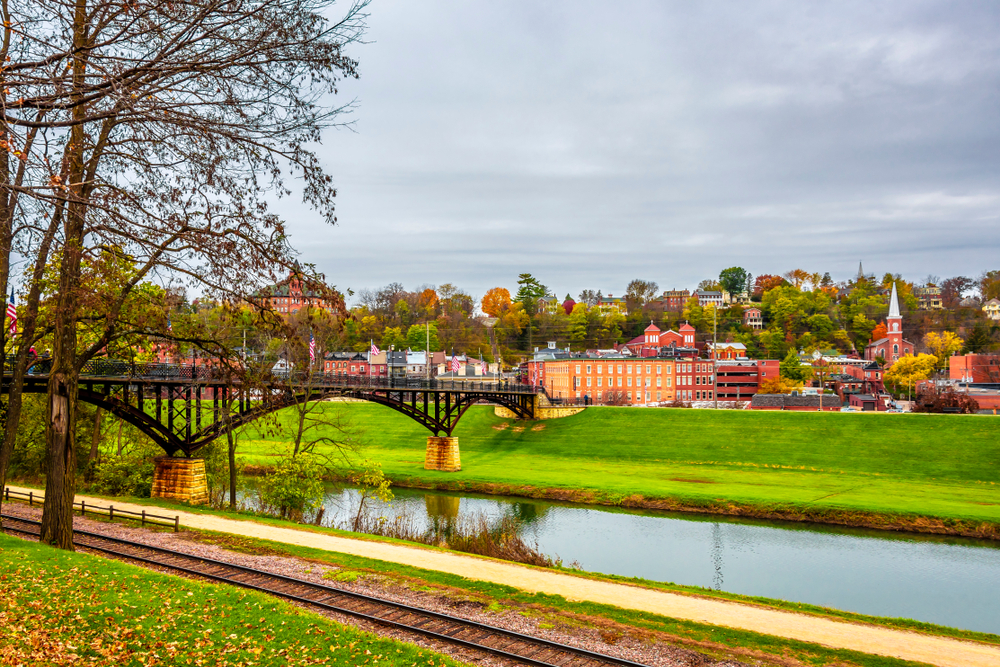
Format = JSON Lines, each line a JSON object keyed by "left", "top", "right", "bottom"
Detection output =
{"left": 279, "top": 0, "right": 1000, "bottom": 304}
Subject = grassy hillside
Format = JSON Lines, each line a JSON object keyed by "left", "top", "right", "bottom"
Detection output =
{"left": 240, "top": 404, "right": 1000, "bottom": 526}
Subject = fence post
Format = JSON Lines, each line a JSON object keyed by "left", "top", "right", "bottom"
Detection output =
{"left": 174, "top": 515, "right": 179, "bottom": 532}
{"left": 28, "top": 491, "right": 32, "bottom": 506}
{"left": 109, "top": 505, "right": 114, "bottom": 522}
{"left": 141, "top": 510, "right": 146, "bottom": 527}
{"left": 80, "top": 499, "right": 85, "bottom": 517}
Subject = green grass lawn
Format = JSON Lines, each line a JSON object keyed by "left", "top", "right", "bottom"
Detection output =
{"left": 0, "top": 533, "right": 466, "bottom": 667}
{"left": 239, "top": 403, "right": 1000, "bottom": 526}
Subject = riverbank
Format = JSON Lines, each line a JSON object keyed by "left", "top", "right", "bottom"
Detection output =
{"left": 239, "top": 403, "right": 1000, "bottom": 539}
{"left": 5, "top": 487, "right": 1000, "bottom": 667}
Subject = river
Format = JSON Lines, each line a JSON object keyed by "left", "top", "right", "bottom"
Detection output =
{"left": 244, "top": 483, "right": 1000, "bottom": 634}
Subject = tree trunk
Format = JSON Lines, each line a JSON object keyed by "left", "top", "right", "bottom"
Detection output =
{"left": 40, "top": 0, "right": 89, "bottom": 550}
{"left": 88, "top": 408, "right": 103, "bottom": 470}
{"left": 227, "top": 426, "right": 237, "bottom": 510}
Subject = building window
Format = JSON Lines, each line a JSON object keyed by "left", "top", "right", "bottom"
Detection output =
{"left": 628, "top": 391, "right": 632, "bottom": 400}
{"left": 656, "top": 364, "right": 662, "bottom": 375}
{"left": 597, "top": 365, "right": 602, "bottom": 374}
{"left": 586, "top": 365, "right": 592, "bottom": 374}
{"left": 656, "top": 392, "right": 661, "bottom": 401}
{"left": 576, "top": 365, "right": 581, "bottom": 373}
{"left": 627, "top": 377, "right": 632, "bottom": 387}
{"left": 618, "top": 377, "right": 622, "bottom": 387}
{"left": 708, "top": 391, "right": 713, "bottom": 399}
{"left": 597, "top": 377, "right": 602, "bottom": 387}
{"left": 617, "top": 365, "right": 623, "bottom": 373}
{"left": 627, "top": 365, "right": 633, "bottom": 374}
{"left": 656, "top": 377, "right": 662, "bottom": 388}
{"left": 587, "top": 378, "right": 592, "bottom": 387}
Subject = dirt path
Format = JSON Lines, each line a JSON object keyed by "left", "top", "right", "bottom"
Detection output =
{"left": 6, "top": 486, "right": 999, "bottom": 667}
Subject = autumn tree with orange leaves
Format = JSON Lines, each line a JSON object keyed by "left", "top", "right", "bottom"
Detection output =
{"left": 481, "top": 287, "right": 512, "bottom": 317}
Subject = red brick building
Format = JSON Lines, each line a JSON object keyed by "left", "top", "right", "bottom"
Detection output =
{"left": 949, "top": 354, "right": 1000, "bottom": 383}
{"left": 256, "top": 272, "right": 339, "bottom": 316}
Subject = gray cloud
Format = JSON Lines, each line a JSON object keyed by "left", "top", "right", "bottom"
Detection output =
{"left": 278, "top": 0, "right": 1000, "bottom": 302}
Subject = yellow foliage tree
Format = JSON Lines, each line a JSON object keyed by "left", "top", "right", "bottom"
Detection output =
{"left": 884, "top": 353, "right": 938, "bottom": 396}
{"left": 758, "top": 376, "right": 801, "bottom": 394}
{"left": 922, "top": 331, "right": 963, "bottom": 368}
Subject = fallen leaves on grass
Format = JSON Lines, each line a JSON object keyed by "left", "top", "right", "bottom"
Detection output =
{"left": 0, "top": 540, "right": 458, "bottom": 667}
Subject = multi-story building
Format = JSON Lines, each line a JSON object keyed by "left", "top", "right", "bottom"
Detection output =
{"left": 695, "top": 290, "right": 724, "bottom": 308}
{"left": 255, "top": 271, "right": 339, "bottom": 315}
{"left": 654, "top": 289, "right": 690, "bottom": 312}
{"left": 714, "top": 359, "right": 780, "bottom": 402}
{"left": 323, "top": 351, "right": 369, "bottom": 375}
{"left": 983, "top": 298, "right": 1000, "bottom": 321}
{"left": 526, "top": 354, "right": 678, "bottom": 405}
{"left": 743, "top": 307, "right": 763, "bottom": 330}
{"left": 949, "top": 354, "right": 1000, "bottom": 384}
{"left": 674, "top": 358, "right": 717, "bottom": 402}
{"left": 914, "top": 286, "right": 943, "bottom": 310}
{"left": 594, "top": 294, "right": 627, "bottom": 314}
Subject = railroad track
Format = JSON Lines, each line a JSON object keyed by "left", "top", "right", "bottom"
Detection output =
{"left": 2, "top": 514, "right": 650, "bottom": 667}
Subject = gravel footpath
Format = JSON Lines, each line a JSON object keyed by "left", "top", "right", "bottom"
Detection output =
{"left": 2, "top": 503, "right": 750, "bottom": 667}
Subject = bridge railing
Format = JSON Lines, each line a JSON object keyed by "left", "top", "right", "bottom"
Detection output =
{"left": 8, "top": 356, "right": 546, "bottom": 395}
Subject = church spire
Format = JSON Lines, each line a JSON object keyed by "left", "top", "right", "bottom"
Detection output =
{"left": 857, "top": 261, "right": 864, "bottom": 281}
{"left": 888, "top": 282, "right": 900, "bottom": 319}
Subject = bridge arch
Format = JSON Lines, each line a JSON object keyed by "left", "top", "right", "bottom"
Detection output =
{"left": 8, "top": 371, "right": 540, "bottom": 457}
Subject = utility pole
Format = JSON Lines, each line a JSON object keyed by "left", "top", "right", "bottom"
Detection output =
{"left": 426, "top": 322, "right": 430, "bottom": 382}
{"left": 713, "top": 305, "right": 718, "bottom": 409}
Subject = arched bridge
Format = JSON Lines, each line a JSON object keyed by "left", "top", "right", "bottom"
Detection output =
{"left": 4, "top": 359, "right": 544, "bottom": 457}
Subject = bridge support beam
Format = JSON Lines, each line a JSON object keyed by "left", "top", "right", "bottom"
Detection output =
{"left": 152, "top": 456, "right": 209, "bottom": 505}
{"left": 424, "top": 436, "right": 461, "bottom": 472}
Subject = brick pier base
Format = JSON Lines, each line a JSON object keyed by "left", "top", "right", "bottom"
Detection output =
{"left": 152, "top": 456, "right": 209, "bottom": 505}
{"left": 424, "top": 437, "right": 461, "bottom": 472}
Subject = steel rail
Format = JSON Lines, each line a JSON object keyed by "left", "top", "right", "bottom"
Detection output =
{"left": 1, "top": 515, "right": 650, "bottom": 667}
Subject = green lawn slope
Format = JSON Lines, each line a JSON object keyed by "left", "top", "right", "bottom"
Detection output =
{"left": 241, "top": 404, "right": 1000, "bottom": 533}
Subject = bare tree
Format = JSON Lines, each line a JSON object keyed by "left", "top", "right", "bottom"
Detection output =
{"left": 625, "top": 279, "right": 659, "bottom": 314}
{"left": 3, "top": 0, "right": 367, "bottom": 548}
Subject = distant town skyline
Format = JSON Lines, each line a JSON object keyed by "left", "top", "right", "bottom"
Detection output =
{"left": 277, "top": 1, "right": 1000, "bottom": 301}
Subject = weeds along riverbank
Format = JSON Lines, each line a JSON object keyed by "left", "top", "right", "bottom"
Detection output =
{"left": 234, "top": 400, "right": 1000, "bottom": 540}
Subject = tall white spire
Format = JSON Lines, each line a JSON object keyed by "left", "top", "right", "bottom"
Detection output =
{"left": 888, "top": 282, "right": 900, "bottom": 318}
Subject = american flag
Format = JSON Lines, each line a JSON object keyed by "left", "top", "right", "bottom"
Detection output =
{"left": 6, "top": 292, "right": 16, "bottom": 335}
{"left": 370, "top": 342, "right": 380, "bottom": 356}
{"left": 451, "top": 353, "right": 460, "bottom": 372}
{"left": 480, "top": 357, "right": 487, "bottom": 375}
{"left": 167, "top": 317, "right": 172, "bottom": 333}
{"left": 309, "top": 331, "right": 316, "bottom": 363}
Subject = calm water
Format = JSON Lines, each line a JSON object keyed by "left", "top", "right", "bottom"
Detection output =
{"left": 247, "top": 483, "right": 1000, "bottom": 634}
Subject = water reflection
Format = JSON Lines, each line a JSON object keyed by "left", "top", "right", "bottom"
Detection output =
{"left": 241, "top": 482, "right": 1000, "bottom": 634}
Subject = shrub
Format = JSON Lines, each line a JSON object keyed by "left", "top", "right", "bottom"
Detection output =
{"left": 91, "top": 456, "right": 155, "bottom": 497}
{"left": 258, "top": 454, "right": 325, "bottom": 521}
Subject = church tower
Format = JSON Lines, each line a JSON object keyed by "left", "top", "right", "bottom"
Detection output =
{"left": 887, "top": 282, "right": 903, "bottom": 362}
